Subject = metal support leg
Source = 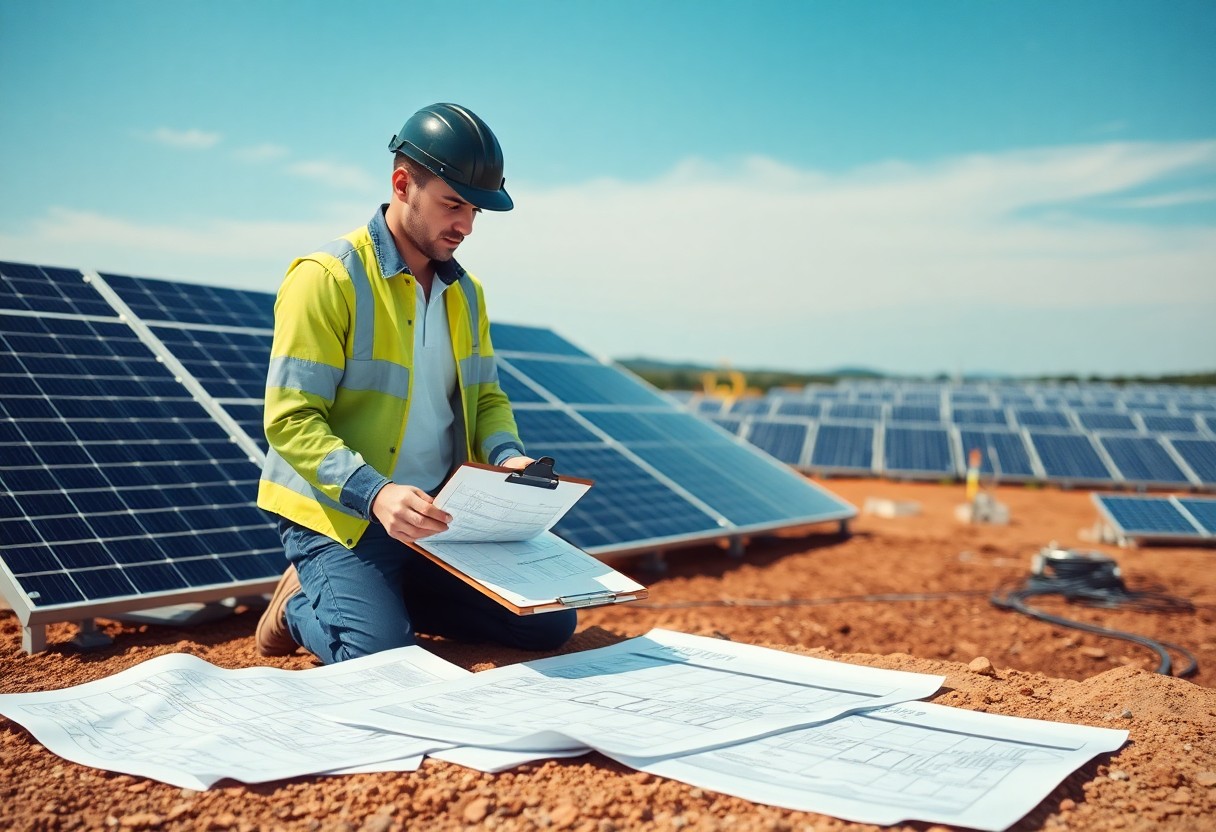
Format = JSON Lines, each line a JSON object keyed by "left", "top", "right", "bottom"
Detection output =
{"left": 727, "top": 536, "right": 745, "bottom": 559}
{"left": 71, "top": 618, "right": 113, "bottom": 650}
{"left": 22, "top": 623, "right": 46, "bottom": 655}
{"left": 638, "top": 551, "right": 667, "bottom": 575}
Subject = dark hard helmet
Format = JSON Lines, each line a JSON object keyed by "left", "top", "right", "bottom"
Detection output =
{"left": 388, "top": 103, "right": 513, "bottom": 212}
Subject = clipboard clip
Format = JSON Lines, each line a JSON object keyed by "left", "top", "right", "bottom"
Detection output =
{"left": 556, "top": 590, "right": 617, "bottom": 608}
{"left": 505, "top": 455, "right": 559, "bottom": 490}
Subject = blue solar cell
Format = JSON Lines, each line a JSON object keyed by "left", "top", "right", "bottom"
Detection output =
{"left": 502, "top": 443, "right": 721, "bottom": 551}
{"left": 774, "top": 401, "right": 821, "bottom": 418}
{"left": 889, "top": 405, "right": 942, "bottom": 423}
{"left": 729, "top": 398, "right": 773, "bottom": 416}
{"left": 630, "top": 441, "right": 845, "bottom": 528}
{"left": 810, "top": 424, "right": 874, "bottom": 471}
{"left": 102, "top": 272, "right": 275, "bottom": 330}
{"left": 958, "top": 430, "right": 1036, "bottom": 478}
{"left": 712, "top": 417, "right": 742, "bottom": 434}
{"left": 695, "top": 398, "right": 726, "bottom": 416}
{"left": 1098, "top": 436, "right": 1190, "bottom": 484}
{"left": 508, "top": 358, "right": 670, "bottom": 406}
{"left": 1029, "top": 432, "right": 1115, "bottom": 481}
{"left": 1076, "top": 411, "right": 1137, "bottom": 432}
{"left": 73, "top": 568, "right": 141, "bottom": 601}
{"left": 826, "top": 402, "right": 882, "bottom": 421}
{"left": 951, "top": 407, "right": 1009, "bottom": 426}
{"left": 20, "top": 573, "right": 86, "bottom": 607}
{"left": 2, "top": 544, "right": 62, "bottom": 574}
{"left": 0, "top": 264, "right": 114, "bottom": 317}
{"left": 1014, "top": 409, "right": 1072, "bottom": 429}
{"left": 496, "top": 361, "right": 548, "bottom": 403}
{"left": 1169, "top": 439, "right": 1216, "bottom": 484}
{"left": 490, "top": 322, "right": 592, "bottom": 358}
{"left": 1141, "top": 415, "right": 1199, "bottom": 434}
{"left": 1097, "top": 495, "right": 1197, "bottom": 535}
{"left": 579, "top": 410, "right": 667, "bottom": 442}
{"left": 513, "top": 408, "right": 601, "bottom": 445}
{"left": 882, "top": 427, "right": 954, "bottom": 475}
{"left": 744, "top": 420, "right": 809, "bottom": 465}
{"left": 1178, "top": 498, "right": 1216, "bottom": 534}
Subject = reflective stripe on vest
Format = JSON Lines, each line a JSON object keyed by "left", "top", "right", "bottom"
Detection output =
{"left": 263, "top": 448, "right": 360, "bottom": 517}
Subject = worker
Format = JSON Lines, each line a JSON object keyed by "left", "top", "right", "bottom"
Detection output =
{"left": 254, "top": 103, "right": 577, "bottom": 663}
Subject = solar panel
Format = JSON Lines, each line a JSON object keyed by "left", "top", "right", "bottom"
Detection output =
{"left": 880, "top": 426, "right": 954, "bottom": 478}
{"left": 1027, "top": 432, "right": 1117, "bottom": 484}
{"left": 808, "top": 423, "right": 875, "bottom": 474}
{"left": 489, "top": 322, "right": 592, "bottom": 358}
{"left": 888, "top": 405, "right": 942, "bottom": 424}
{"left": 97, "top": 271, "right": 274, "bottom": 453}
{"left": 1014, "top": 409, "right": 1072, "bottom": 429}
{"left": 1141, "top": 414, "right": 1200, "bottom": 435}
{"left": 0, "top": 266, "right": 284, "bottom": 653}
{"left": 741, "top": 418, "right": 810, "bottom": 466}
{"left": 1075, "top": 411, "right": 1138, "bottom": 432}
{"left": 1097, "top": 436, "right": 1193, "bottom": 486}
{"left": 494, "top": 351, "right": 855, "bottom": 554}
{"left": 826, "top": 402, "right": 882, "bottom": 421}
{"left": 950, "top": 407, "right": 1009, "bottom": 427}
{"left": 1178, "top": 497, "right": 1216, "bottom": 535}
{"left": 957, "top": 429, "right": 1037, "bottom": 479}
{"left": 773, "top": 400, "right": 821, "bottom": 418}
{"left": 1092, "top": 494, "right": 1212, "bottom": 544}
{"left": 1166, "top": 438, "right": 1216, "bottom": 486}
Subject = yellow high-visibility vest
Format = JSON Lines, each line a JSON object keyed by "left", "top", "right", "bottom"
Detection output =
{"left": 257, "top": 221, "right": 522, "bottom": 547}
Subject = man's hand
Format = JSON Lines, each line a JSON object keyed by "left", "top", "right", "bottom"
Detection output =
{"left": 372, "top": 483, "right": 452, "bottom": 543}
{"left": 500, "top": 456, "right": 535, "bottom": 471}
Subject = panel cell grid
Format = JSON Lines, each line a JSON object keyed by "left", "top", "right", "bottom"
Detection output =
{"left": 0, "top": 311, "right": 283, "bottom": 612}
{"left": 101, "top": 272, "right": 275, "bottom": 329}
{"left": 1096, "top": 495, "right": 1197, "bottom": 536}
{"left": 958, "top": 430, "right": 1035, "bottom": 478}
{"left": 150, "top": 326, "right": 272, "bottom": 401}
{"left": 490, "top": 322, "right": 592, "bottom": 358}
{"left": 1169, "top": 439, "right": 1216, "bottom": 485}
{"left": 1098, "top": 436, "right": 1190, "bottom": 485}
{"left": 1028, "top": 432, "right": 1115, "bottom": 482}
{"left": 1178, "top": 498, "right": 1216, "bottom": 534}
{"left": 0, "top": 262, "right": 114, "bottom": 318}
{"left": 882, "top": 427, "right": 954, "bottom": 475}
{"left": 744, "top": 420, "right": 809, "bottom": 465}
{"left": 1141, "top": 415, "right": 1199, "bottom": 435}
{"left": 810, "top": 424, "right": 875, "bottom": 471}
{"left": 507, "top": 358, "right": 670, "bottom": 407}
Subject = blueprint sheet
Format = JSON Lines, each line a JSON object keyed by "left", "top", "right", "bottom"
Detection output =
{"left": 319, "top": 629, "right": 944, "bottom": 758}
{"left": 425, "top": 463, "right": 590, "bottom": 543}
{"left": 0, "top": 647, "right": 468, "bottom": 789}
{"left": 612, "top": 702, "right": 1128, "bottom": 832}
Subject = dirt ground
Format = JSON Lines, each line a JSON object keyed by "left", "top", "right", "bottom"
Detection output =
{"left": 2, "top": 477, "right": 1214, "bottom": 831}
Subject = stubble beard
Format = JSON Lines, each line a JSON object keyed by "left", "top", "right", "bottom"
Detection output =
{"left": 404, "top": 202, "right": 457, "bottom": 263}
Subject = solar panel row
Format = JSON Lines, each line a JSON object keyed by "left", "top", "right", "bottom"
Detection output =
{"left": 1093, "top": 493, "right": 1216, "bottom": 544}
{"left": 699, "top": 396, "right": 1216, "bottom": 488}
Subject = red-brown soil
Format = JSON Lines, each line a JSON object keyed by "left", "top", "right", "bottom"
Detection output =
{"left": 2, "top": 478, "right": 1214, "bottom": 831}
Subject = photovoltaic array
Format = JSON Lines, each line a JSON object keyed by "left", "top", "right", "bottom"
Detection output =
{"left": 694, "top": 381, "right": 1216, "bottom": 489}
{"left": 2, "top": 261, "right": 856, "bottom": 650}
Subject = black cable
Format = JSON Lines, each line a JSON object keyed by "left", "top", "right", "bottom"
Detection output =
{"left": 990, "top": 549, "right": 1197, "bottom": 677}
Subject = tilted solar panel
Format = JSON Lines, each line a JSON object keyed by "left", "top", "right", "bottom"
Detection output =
{"left": 1028, "top": 432, "right": 1117, "bottom": 484}
{"left": 1092, "top": 494, "right": 1210, "bottom": 543}
{"left": 1097, "top": 436, "right": 1193, "bottom": 486}
{"left": 741, "top": 418, "right": 810, "bottom": 466}
{"left": 0, "top": 269, "right": 284, "bottom": 653}
{"left": 1178, "top": 497, "right": 1216, "bottom": 535}
{"left": 881, "top": 426, "right": 954, "bottom": 478}
{"left": 957, "top": 429, "right": 1037, "bottom": 479}
{"left": 808, "top": 423, "right": 875, "bottom": 473}
{"left": 1167, "top": 439, "right": 1216, "bottom": 486}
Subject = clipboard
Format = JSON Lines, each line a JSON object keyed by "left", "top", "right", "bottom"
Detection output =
{"left": 405, "top": 457, "right": 648, "bottom": 615}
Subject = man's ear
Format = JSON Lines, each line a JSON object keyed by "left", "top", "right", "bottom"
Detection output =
{"left": 391, "top": 166, "right": 411, "bottom": 201}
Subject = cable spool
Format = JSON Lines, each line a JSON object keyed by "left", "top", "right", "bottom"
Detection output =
{"left": 991, "top": 544, "right": 1197, "bottom": 676}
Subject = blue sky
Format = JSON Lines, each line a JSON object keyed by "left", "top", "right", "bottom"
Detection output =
{"left": 1, "top": 0, "right": 1214, "bottom": 377}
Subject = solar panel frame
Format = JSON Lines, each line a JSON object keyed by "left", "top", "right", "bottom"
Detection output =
{"left": 879, "top": 425, "right": 956, "bottom": 479}
{"left": 1096, "top": 434, "right": 1196, "bottom": 488}
{"left": 1092, "top": 493, "right": 1212, "bottom": 545}
{"left": 1027, "top": 430, "right": 1120, "bottom": 486}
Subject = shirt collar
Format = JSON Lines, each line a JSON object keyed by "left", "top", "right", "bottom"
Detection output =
{"left": 369, "top": 204, "right": 465, "bottom": 286}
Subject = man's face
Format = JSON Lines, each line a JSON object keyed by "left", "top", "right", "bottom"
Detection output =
{"left": 402, "top": 174, "right": 479, "bottom": 262}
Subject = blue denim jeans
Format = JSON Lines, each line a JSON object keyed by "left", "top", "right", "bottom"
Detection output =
{"left": 280, "top": 518, "right": 578, "bottom": 664}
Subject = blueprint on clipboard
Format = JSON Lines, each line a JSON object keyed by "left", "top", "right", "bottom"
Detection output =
{"left": 410, "top": 462, "right": 647, "bottom": 613}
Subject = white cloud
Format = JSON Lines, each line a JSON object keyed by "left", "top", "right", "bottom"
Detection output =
{"left": 1112, "top": 189, "right": 1216, "bottom": 209}
{"left": 232, "top": 142, "right": 290, "bottom": 163}
{"left": 2, "top": 140, "right": 1213, "bottom": 375}
{"left": 287, "top": 160, "right": 379, "bottom": 192}
{"left": 139, "top": 127, "right": 222, "bottom": 150}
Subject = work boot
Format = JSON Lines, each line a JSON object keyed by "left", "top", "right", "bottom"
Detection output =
{"left": 256, "top": 564, "right": 302, "bottom": 657}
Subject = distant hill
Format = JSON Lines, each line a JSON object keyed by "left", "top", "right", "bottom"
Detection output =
{"left": 613, "top": 357, "right": 1216, "bottom": 392}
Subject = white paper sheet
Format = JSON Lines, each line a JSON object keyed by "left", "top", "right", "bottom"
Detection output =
{"left": 419, "top": 532, "right": 645, "bottom": 609}
{"left": 431, "top": 745, "right": 592, "bottom": 774}
{"left": 612, "top": 702, "right": 1128, "bottom": 832}
{"left": 425, "top": 464, "right": 590, "bottom": 543}
{"left": 318, "top": 629, "right": 944, "bottom": 758}
{"left": 0, "top": 647, "right": 467, "bottom": 789}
